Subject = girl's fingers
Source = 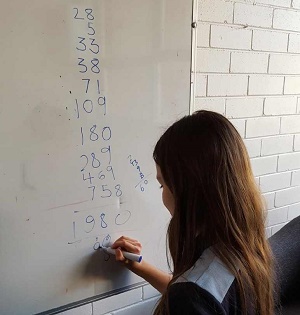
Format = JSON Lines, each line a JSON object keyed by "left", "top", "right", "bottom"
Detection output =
{"left": 113, "top": 235, "right": 139, "bottom": 244}
{"left": 112, "top": 240, "right": 141, "bottom": 254}
{"left": 111, "top": 237, "right": 142, "bottom": 254}
{"left": 115, "top": 247, "right": 125, "bottom": 261}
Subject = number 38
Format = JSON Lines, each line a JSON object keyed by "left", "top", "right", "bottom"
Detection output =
{"left": 78, "top": 58, "right": 100, "bottom": 74}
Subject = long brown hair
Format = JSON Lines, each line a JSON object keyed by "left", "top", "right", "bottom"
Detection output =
{"left": 153, "top": 110, "right": 274, "bottom": 315}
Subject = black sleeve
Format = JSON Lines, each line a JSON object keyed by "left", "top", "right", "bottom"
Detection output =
{"left": 168, "top": 282, "right": 226, "bottom": 315}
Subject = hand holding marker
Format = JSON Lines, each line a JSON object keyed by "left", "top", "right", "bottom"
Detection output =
{"left": 100, "top": 246, "right": 142, "bottom": 263}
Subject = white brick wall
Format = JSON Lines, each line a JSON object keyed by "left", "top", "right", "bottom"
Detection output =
{"left": 270, "top": 54, "right": 300, "bottom": 74}
{"left": 197, "top": 48, "right": 230, "bottom": 72}
{"left": 246, "top": 117, "right": 281, "bottom": 138}
{"left": 194, "top": 0, "right": 300, "bottom": 240}
{"left": 194, "top": 98, "right": 226, "bottom": 114}
{"left": 289, "top": 202, "right": 300, "bottom": 219}
{"left": 207, "top": 75, "right": 248, "bottom": 96}
{"left": 234, "top": 3, "right": 273, "bottom": 28}
{"left": 258, "top": 0, "right": 291, "bottom": 7}
{"left": 288, "top": 33, "right": 300, "bottom": 52}
{"left": 211, "top": 25, "right": 252, "bottom": 49}
{"left": 59, "top": 1, "right": 300, "bottom": 314}
{"left": 59, "top": 304, "right": 92, "bottom": 315}
{"left": 226, "top": 97, "right": 264, "bottom": 118}
{"left": 266, "top": 206, "right": 289, "bottom": 225}
{"left": 230, "top": 52, "right": 268, "bottom": 74}
{"left": 251, "top": 156, "right": 278, "bottom": 176}
{"left": 195, "top": 74, "right": 207, "bottom": 96}
{"left": 229, "top": 118, "right": 246, "bottom": 136}
{"left": 262, "top": 192, "right": 276, "bottom": 210}
{"left": 261, "top": 135, "right": 294, "bottom": 155}
{"left": 284, "top": 76, "right": 300, "bottom": 94}
{"left": 198, "top": 0, "right": 233, "bottom": 23}
{"left": 264, "top": 97, "right": 297, "bottom": 115}
{"left": 278, "top": 152, "right": 300, "bottom": 171}
{"left": 281, "top": 115, "right": 300, "bottom": 133}
{"left": 292, "top": 0, "right": 300, "bottom": 9}
{"left": 294, "top": 134, "right": 300, "bottom": 150}
{"left": 252, "top": 30, "right": 288, "bottom": 52}
{"left": 260, "top": 172, "right": 291, "bottom": 193}
{"left": 112, "top": 297, "right": 159, "bottom": 315}
{"left": 197, "top": 23, "right": 210, "bottom": 47}
{"left": 56, "top": 285, "right": 160, "bottom": 315}
{"left": 275, "top": 186, "right": 300, "bottom": 206}
{"left": 244, "top": 138, "right": 262, "bottom": 157}
{"left": 273, "top": 9, "right": 300, "bottom": 31}
{"left": 248, "top": 75, "right": 284, "bottom": 95}
{"left": 291, "top": 170, "right": 300, "bottom": 186}
{"left": 93, "top": 288, "right": 142, "bottom": 315}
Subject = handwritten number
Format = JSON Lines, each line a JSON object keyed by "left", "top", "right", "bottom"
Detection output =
{"left": 78, "top": 58, "right": 87, "bottom": 73}
{"left": 76, "top": 37, "right": 86, "bottom": 51}
{"left": 83, "top": 99, "right": 93, "bottom": 113}
{"left": 80, "top": 127, "right": 84, "bottom": 145}
{"left": 82, "top": 79, "right": 90, "bottom": 93}
{"left": 78, "top": 59, "right": 100, "bottom": 74}
{"left": 102, "top": 127, "right": 111, "bottom": 141}
{"left": 82, "top": 126, "right": 109, "bottom": 144}
{"left": 97, "top": 80, "right": 101, "bottom": 94}
{"left": 101, "top": 146, "right": 111, "bottom": 164}
{"left": 90, "top": 125, "right": 99, "bottom": 141}
{"left": 100, "top": 213, "right": 108, "bottom": 228}
{"left": 89, "top": 38, "right": 99, "bottom": 54}
{"left": 91, "top": 58, "right": 100, "bottom": 73}
{"left": 85, "top": 8, "right": 94, "bottom": 20}
{"left": 85, "top": 215, "right": 95, "bottom": 233}
{"left": 88, "top": 186, "right": 95, "bottom": 200}
{"left": 107, "top": 166, "right": 115, "bottom": 180}
{"left": 98, "top": 171, "right": 105, "bottom": 180}
{"left": 115, "top": 184, "right": 122, "bottom": 197}
{"left": 82, "top": 172, "right": 94, "bottom": 185}
{"left": 91, "top": 153, "right": 101, "bottom": 168}
{"left": 80, "top": 154, "right": 89, "bottom": 171}
{"left": 98, "top": 96, "right": 106, "bottom": 115}
{"left": 88, "top": 22, "right": 95, "bottom": 36}
{"left": 73, "top": 7, "right": 114, "bottom": 206}
{"left": 101, "top": 185, "right": 112, "bottom": 198}
{"left": 75, "top": 99, "right": 80, "bottom": 119}
{"left": 73, "top": 8, "right": 84, "bottom": 20}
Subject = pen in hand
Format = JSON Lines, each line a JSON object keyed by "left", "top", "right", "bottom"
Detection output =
{"left": 100, "top": 246, "right": 142, "bottom": 263}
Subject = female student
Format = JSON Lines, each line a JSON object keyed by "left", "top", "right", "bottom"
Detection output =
{"left": 112, "top": 110, "right": 274, "bottom": 314}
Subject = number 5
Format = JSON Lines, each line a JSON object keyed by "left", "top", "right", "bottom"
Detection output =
{"left": 101, "top": 185, "right": 112, "bottom": 198}
{"left": 88, "top": 22, "right": 95, "bottom": 35}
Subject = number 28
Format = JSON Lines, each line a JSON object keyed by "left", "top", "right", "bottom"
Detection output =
{"left": 73, "top": 8, "right": 94, "bottom": 20}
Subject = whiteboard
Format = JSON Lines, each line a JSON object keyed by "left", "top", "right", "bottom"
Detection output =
{"left": 0, "top": 1, "right": 192, "bottom": 314}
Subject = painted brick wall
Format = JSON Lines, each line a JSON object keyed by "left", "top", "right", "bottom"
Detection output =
{"left": 57, "top": 285, "right": 160, "bottom": 315}
{"left": 57, "top": 1, "right": 300, "bottom": 314}
{"left": 193, "top": 0, "right": 300, "bottom": 238}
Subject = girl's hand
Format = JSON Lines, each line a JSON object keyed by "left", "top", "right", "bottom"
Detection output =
{"left": 111, "top": 236, "right": 142, "bottom": 263}
{"left": 111, "top": 236, "right": 171, "bottom": 293}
